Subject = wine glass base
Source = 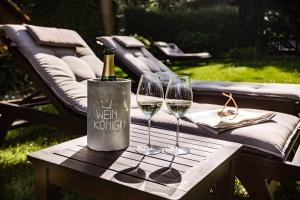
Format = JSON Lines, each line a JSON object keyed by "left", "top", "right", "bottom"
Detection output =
{"left": 136, "top": 145, "right": 162, "bottom": 155}
{"left": 164, "top": 145, "right": 190, "bottom": 156}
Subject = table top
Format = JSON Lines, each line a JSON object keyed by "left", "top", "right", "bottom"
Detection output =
{"left": 28, "top": 124, "right": 242, "bottom": 200}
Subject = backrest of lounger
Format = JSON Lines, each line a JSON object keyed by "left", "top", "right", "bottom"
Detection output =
{"left": 167, "top": 43, "right": 184, "bottom": 54}
{"left": 1, "top": 24, "right": 103, "bottom": 115}
{"left": 154, "top": 41, "right": 184, "bottom": 56}
{"left": 98, "top": 36, "right": 177, "bottom": 83}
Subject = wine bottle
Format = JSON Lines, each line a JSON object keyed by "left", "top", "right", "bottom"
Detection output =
{"left": 101, "top": 47, "right": 116, "bottom": 81}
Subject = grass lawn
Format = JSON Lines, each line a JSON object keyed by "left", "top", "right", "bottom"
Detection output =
{"left": 170, "top": 58, "right": 300, "bottom": 83}
{"left": 1, "top": 58, "right": 300, "bottom": 200}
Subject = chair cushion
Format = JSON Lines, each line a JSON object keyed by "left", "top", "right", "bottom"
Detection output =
{"left": 191, "top": 80, "right": 300, "bottom": 102}
{"left": 1, "top": 24, "right": 103, "bottom": 115}
{"left": 184, "top": 52, "right": 212, "bottom": 58}
{"left": 61, "top": 56, "right": 96, "bottom": 81}
{"left": 98, "top": 36, "right": 300, "bottom": 106}
{"left": 26, "top": 24, "right": 84, "bottom": 47}
{"left": 113, "top": 36, "right": 144, "bottom": 48}
{"left": 167, "top": 43, "right": 184, "bottom": 54}
{"left": 154, "top": 41, "right": 168, "bottom": 47}
{"left": 130, "top": 99, "right": 300, "bottom": 160}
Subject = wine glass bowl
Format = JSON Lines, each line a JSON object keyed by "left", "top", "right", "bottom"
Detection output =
{"left": 165, "top": 76, "right": 193, "bottom": 156}
{"left": 136, "top": 73, "right": 164, "bottom": 155}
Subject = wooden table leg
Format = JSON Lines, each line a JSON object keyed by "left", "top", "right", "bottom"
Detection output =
{"left": 214, "top": 161, "right": 234, "bottom": 200}
{"left": 34, "top": 164, "right": 61, "bottom": 200}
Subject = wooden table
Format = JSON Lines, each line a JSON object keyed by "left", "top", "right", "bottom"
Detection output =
{"left": 28, "top": 124, "right": 242, "bottom": 200}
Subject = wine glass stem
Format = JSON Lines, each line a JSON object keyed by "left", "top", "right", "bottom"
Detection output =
{"left": 176, "top": 117, "right": 180, "bottom": 147}
{"left": 147, "top": 118, "right": 151, "bottom": 147}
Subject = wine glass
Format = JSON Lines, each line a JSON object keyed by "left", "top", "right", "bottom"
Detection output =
{"left": 136, "top": 73, "right": 164, "bottom": 155}
{"left": 165, "top": 76, "right": 193, "bottom": 156}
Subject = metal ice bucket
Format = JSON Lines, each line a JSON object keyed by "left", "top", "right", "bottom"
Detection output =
{"left": 87, "top": 79, "right": 131, "bottom": 151}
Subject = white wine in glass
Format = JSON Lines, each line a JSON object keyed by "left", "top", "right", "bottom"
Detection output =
{"left": 136, "top": 73, "right": 164, "bottom": 155}
{"left": 165, "top": 76, "right": 193, "bottom": 156}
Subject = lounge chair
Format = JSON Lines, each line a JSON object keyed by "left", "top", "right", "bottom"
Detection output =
{"left": 98, "top": 36, "right": 300, "bottom": 116}
{"left": 154, "top": 41, "right": 212, "bottom": 64}
{"left": 0, "top": 24, "right": 103, "bottom": 142}
{"left": 1, "top": 25, "right": 300, "bottom": 199}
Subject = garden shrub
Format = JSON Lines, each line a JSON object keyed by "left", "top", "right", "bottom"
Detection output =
{"left": 174, "top": 31, "right": 214, "bottom": 52}
{"left": 0, "top": 54, "right": 35, "bottom": 100}
{"left": 227, "top": 47, "right": 258, "bottom": 61}
{"left": 124, "top": 5, "right": 239, "bottom": 56}
{"left": 15, "top": 0, "right": 105, "bottom": 54}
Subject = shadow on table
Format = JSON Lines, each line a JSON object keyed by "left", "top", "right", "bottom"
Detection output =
{"left": 149, "top": 156, "right": 182, "bottom": 184}
{"left": 114, "top": 154, "right": 182, "bottom": 185}
{"left": 149, "top": 167, "right": 181, "bottom": 184}
{"left": 144, "top": 156, "right": 182, "bottom": 198}
{"left": 114, "top": 155, "right": 146, "bottom": 183}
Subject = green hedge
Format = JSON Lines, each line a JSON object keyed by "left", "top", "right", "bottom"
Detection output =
{"left": 17, "top": 0, "right": 104, "bottom": 54}
{"left": 124, "top": 6, "right": 239, "bottom": 56}
{"left": 0, "top": 54, "right": 34, "bottom": 100}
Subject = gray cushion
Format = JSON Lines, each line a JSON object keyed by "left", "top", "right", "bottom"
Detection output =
{"left": 130, "top": 98, "right": 300, "bottom": 160}
{"left": 99, "top": 36, "right": 300, "bottom": 103}
{"left": 113, "top": 36, "right": 144, "bottom": 48}
{"left": 183, "top": 52, "right": 212, "bottom": 58}
{"left": 155, "top": 42, "right": 212, "bottom": 58}
{"left": 26, "top": 24, "right": 84, "bottom": 47}
{"left": 154, "top": 41, "right": 168, "bottom": 47}
{"left": 191, "top": 80, "right": 300, "bottom": 101}
{"left": 165, "top": 43, "right": 184, "bottom": 54}
{"left": 1, "top": 24, "right": 103, "bottom": 115}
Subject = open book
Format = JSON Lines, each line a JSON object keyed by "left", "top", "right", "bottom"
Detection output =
{"left": 184, "top": 108, "right": 275, "bottom": 134}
